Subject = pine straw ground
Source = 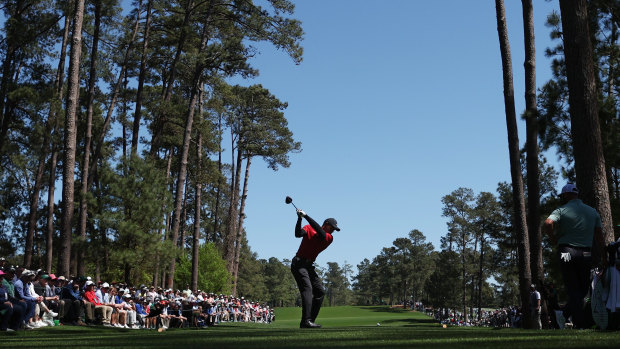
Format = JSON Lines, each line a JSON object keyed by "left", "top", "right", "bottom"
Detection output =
{"left": 2, "top": 306, "right": 620, "bottom": 348}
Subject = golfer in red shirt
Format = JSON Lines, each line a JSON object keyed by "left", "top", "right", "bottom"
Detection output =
{"left": 291, "top": 208, "right": 340, "bottom": 328}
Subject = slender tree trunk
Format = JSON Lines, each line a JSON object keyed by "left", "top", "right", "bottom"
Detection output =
{"left": 477, "top": 238, "right": 484, "bottom": 321}
{"left": 60, "top": 0, "right": 86, "bottom": 277}
{"left": 46, "top": 10, "right": 71, "bottom": 274}
{"left": 226, "top": 145, "right": 243, "bottom": 273}
{"left": 212, "top": 113, "right": 223, "bottom": 242}
{"left": 150, "top": 0, "right": 194, "bottom": 155}
{"left": 154, "top": 149, "right": 173, "bottom": 287}
{"left": 77, "top": 0, "right": 102, "bottom": 277}
{"left": 167, "top": 14, "right": 210, "bottom": 289}
{"left": 46, "top": 149, "right": 59, "bottom": 273}
{"left": 87, "top": 5, "right": 141, "bottom": 189}
{"left": 0, "top": 41, "right": 16, "bottom": 149}
{"left": 495, "top": 0, "right": 532, "bottom": 328}
{"left": 559, "top": 0, "right": 614, "bottom": 245}
{"left": 131, "top": 0, "right": 152, "bottom": 157}
{"left": 24, "top": 153, "right": 46, "bottom": 268}
{"left": 191, "top": 132, "right": 202, "bottom": 293}
{"left": 461, "top": 234, "right": 467, "bottom": 323}
{"left": 179, "top": 178, "right": 190, "bottom": 249}
{"left": 522, "top": 0, "right": 548, "bottom": 327}
{"left": 233, "top": 156, "right": 251, "bottom": 295}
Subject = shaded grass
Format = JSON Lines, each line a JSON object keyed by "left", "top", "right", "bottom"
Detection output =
{"left": 2, "top": 306, "right": 619, "bottom": 348}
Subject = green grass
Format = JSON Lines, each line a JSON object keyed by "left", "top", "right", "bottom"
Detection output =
{"left": 2, "top": 306, "right": 620, "bottom": 348}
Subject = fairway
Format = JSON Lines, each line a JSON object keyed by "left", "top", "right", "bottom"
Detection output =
{"left": 2, "top": 306, "right": 620, "bottom": 348}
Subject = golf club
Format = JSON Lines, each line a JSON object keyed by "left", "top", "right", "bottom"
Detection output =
{"left": 285, "top": 196, "right": 299, "bottom": 211}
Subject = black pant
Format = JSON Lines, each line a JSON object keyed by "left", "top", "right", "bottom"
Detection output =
{"left": 0, "top": 303, "right": 13, "bottom": 330}
{"left": 559, "top": 245, "right": 591, "bottom": 329}
{"left": 8, "top": 300, "right": 25, "bottom": 330}
{"left": 63, "top": 299, "right": 82, "bottom": 323}
{"left": 291, "top": 257, "right": 324, "bottom": 323}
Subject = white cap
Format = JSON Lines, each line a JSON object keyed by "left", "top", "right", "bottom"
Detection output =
{"left": 102, "top": 282, "right": 110, "bottom": 288}
{"left": 561, "top": 183, "right": 579, "bottom": 194}
{"left": 85, "top": 280, "right": 95, "bottom": 286}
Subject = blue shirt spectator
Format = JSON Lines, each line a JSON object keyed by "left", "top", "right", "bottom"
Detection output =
{"left": 62, "top": 283, "right": 82, "bottom": 301}
{"left": 14, "top": 278, "right": 36, "bottom": 302}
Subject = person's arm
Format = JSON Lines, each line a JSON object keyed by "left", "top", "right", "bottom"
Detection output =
{"left": 543, "top": 219, "right": 556, "bottom": 244}
{"left": 304, "top": 214, "right": 327, "bottom": 241}
{"left": 295, "top": 215, "right": 305, "bottom": 238}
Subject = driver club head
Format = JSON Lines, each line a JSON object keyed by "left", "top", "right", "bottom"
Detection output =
{"left": 285, "top": 196, "right": 298, "bottom": 210}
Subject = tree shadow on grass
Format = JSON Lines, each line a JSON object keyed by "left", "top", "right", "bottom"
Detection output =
{"left": 363, "top": 306, "right": 413, "bottom": 314}
{"left": 381, "top": 317, "right": 438, "bottom": 327}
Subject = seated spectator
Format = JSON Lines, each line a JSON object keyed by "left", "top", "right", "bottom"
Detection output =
{"left": 145, "top": 301, "right": 165, "bottom": 329}
{"left": 0, "top": 269, "right": 15, "bottom": 331}
{"left": 105, "top": 287, "right": 126, "bottom": 327}
{"left": 33, "top": 274, "right": 58, "bottom": 326}
{"left": 134, "top": 297, "right": 147, "bottom": 328}
{"left": 14, "top": 269, "right": 41, "bottom": 329}
{"left": 168, "top": 302, "right": 187, "bottom": 328}
{"left": 1, "top": 267, "right": 26, "bottom": 330}
{"left": 83, "top": 281, "right": 112, "bottom": 326}
{"left": 61, "top": 278, "right": 86, "bottom": 326}
{"left": 121, "top": 293, "right": 137, "bottom": 329}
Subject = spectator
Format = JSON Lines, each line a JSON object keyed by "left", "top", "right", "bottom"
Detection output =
{"left": 0, "top": 269, "right": 15, "bottom": 331}
{"left": 1, "top": 267, "right": 26, "bottom": 330}
{"left": 14, "top": 269, "right": 41, "bottom": 328}
{"left": 61, "top": 279, "right": 86, "bottom": 326}
{"left": 530, "top": 284, "right": 542, "bottom": 330}
{"left": 83, "top": 281, "right": 113, "bottom": 326}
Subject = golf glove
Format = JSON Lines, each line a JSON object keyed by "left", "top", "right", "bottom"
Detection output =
{"left": 297, "top": 209, "right": 306, "bottom": 217}
{"left": 560, "top": 252, "right": 571, "bottom": 262}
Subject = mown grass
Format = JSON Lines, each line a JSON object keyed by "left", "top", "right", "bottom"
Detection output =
{"left": 2, "top": 306, "right": 620, "bottom": 348}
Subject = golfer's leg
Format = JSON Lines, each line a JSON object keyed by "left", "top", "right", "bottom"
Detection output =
{"left": 292, "top": 264, "right": 313, "bottom": 323}
{"left": 309, "top": 266, "right": 325, "bottom": 322}
{"left": 559, "top": 247, "right": 580, "bottom": 325}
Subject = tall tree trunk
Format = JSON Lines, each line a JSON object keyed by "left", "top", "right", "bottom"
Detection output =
{"left": 522, "top": 0, "right": 548, "bottom": 327}
{"left": 150, "top": 0, "right": 195, "bottom": 156}
{"left": 87, "top": 5, "right": 142, "bottom": 190}
{"left": 77, "top": 0, "right": 102, "bottom": 277}
{"left": 233, "top": 156, "right": 251, "bottom": 295}
{"left": 46, "top": 10, "right": 71, "bottom": 274}
{"left": 154, "top": 148, "right": 173, "bottom": 288}
{"left": 522, "top": 0, "right": 543, "bottom": 286}
{"left": 495, "top": 0, "right": 532, "bottom": 328}
{"left": 191, "top": 132, "right": 202, "bottom": 293}
{"left": 59, "top": 0, "right": 86, "bottom": 277}
{"left": 226, "top": 145, "right": 243, "bottom": 273}
{"left": 477, "top": 238, "right": 484, "bottom": 321}
{"left": 24, "top": 152, "right": 46, "bottom": 268}
{"left": 132, "top": 0, "right": 152, "bottom": 157}
{"left": 0, "top": 39, "right": 17, "bottom": 149}
{"left": 212, "top": 113, "right": 223, "bottom": 242}
{"left": 167, "top": 15, "right": 210, "bottom": 289}
{"left": 46, "top": 149, "right": 59, "bottom": 273}
{"left": 461, "top": 233, "right": 467, "bottom": 323}
{"left": 179, "top": 178, "right": 190, "bottom": 249}
{"left": 559, "top": 0, "right": 614, "bottom": 245}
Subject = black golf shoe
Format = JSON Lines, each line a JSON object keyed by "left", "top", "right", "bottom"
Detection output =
{"left": 300, "top": 320, "right": 321, "bottom": 328}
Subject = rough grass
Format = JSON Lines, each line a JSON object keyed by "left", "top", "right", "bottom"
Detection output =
{"left": 2, "top": 306, "right": 620, "bottom": 348}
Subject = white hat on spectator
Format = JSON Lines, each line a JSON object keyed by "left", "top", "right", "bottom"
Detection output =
{"left": 102, "top": 282, "right": 110, "bottom": 288}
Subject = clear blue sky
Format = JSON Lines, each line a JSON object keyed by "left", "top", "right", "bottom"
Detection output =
{"left": 231, "top": 0, "right": 564, "bottom": 271}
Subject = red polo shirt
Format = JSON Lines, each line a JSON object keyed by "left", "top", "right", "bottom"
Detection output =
{"left": 295, "top": 224, "right": 333, "bottom": 261}
{"left": 84, "top": 289, "right": 102, "bottom": 306}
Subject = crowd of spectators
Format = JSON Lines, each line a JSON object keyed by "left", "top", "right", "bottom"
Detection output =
{"left": 0, "top": 259, "right": 274, "bottom": 332}
{"left": 431, "top": 307, "right": 524, "bottom": 328}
